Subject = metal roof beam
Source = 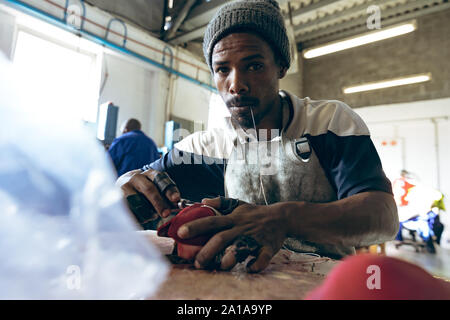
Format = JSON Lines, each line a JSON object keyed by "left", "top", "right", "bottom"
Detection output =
{"left": 300, "top": 0, "right": 450, "bottom": 47}
{"left": 290, "top": 0, "right": 342, "bottom": 17}
{"left": 170, "top": 0, "right": 315, "bottom": 45}
{"left": 293, "top": 0, "right": 396, "bottom": 33}
{"left": 182, "top": 0, "right": 233, "bottom": 29}
{"left": 169, "top": 24, "right": 207, "bottom": 44}
{"left": 297, "top": 0, "right": 444, "bottom": 43}
{"left": 163, "top": 0, "right": 198, "bottom": 41}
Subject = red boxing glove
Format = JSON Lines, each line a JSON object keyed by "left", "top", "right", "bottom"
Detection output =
{"left": 157, "top": 203, "right": 218, "bottom": 260}
{"left": 305, "top": 254, "right": 450, "bottom": 300}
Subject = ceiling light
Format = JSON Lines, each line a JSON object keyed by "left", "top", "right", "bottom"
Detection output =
{"left": 343, "top": 73, "right": 431, "bottom": 94}
{"left": 168, "top": 0, "right": 174, "bottom": 9}
{"left": 164, "top": 16, "right": 172, "bottom": 30}
{"left": 303, "top": 21, "right": 416, "bottom": 59}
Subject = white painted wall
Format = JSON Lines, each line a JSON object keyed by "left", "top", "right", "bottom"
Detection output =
{"left": 355, "top": 98, "right": 450, "bottom": 215}
{"left": 171, "top": 77, "right": 213, "bottom": 129}
{"left": 98, "top": 52, "right": 165, "bottom": 145}
{"left": 98, "top": 52, "right": 213, "bottom": 145}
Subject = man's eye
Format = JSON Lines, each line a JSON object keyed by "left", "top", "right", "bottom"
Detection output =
{"left": 248, "top": 63, "right": 263, "bottom": 71}
{"left": 215, "top": 67, "right": 229, "bottom": 74}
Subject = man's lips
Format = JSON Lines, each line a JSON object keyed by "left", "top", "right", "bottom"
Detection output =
{"left": 231, "top": 105, "right": 251, "bottom": 109}
{"left": 225, "top": 96, "right": 259, "bottom": 111}
{"left": 230, "top": 105, "right": 253, "bottom": 113}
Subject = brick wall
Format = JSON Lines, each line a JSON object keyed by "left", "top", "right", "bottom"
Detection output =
{"left": 302, "top": 8, "right": 450, "bottom": 108}
{"left": 280, "top": 54, "right": 303, "bottom": 98}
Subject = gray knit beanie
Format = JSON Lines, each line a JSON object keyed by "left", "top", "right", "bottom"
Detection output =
{"left": 203, "top": 0, "right": 290, "bottom": 72}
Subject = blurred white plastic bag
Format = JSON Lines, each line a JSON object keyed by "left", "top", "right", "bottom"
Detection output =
{"left": 0, "top": 53, "right": 168, "bottom": 299}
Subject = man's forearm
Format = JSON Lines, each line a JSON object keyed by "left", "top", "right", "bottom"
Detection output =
{"left": 280, "top": 191, "right": 399, "bottom": 248}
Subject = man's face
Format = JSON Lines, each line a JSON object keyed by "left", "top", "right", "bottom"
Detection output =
{"left": 211, "top": 32, "right": 286, "bottom": 129}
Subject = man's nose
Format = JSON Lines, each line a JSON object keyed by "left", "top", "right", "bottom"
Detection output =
{"left": 228, "top": 70, "right": 249, "bottom": 95}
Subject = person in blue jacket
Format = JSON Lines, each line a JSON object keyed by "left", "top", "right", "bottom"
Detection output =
{"left": 108, "top": 118, "right": 160, "bottom": 176}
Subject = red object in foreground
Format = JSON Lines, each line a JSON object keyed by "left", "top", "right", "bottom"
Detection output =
{"left": 157, "top": 203, "right": 217, "bottom": 260}
{"left": 305, "top": 254, "right": 450, "bottom": 300}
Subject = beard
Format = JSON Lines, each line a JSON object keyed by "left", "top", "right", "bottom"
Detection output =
{"left": 230, "top": 108, "right": 255, "bottom": 128}
{"left": 225, "top": 96, "right": 261, "bottom": 129}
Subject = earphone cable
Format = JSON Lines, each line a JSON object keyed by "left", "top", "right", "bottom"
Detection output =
{"left": 250, "top": 107, "right": 269, "bottom": 206}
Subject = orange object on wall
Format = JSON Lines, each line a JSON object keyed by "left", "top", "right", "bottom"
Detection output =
{"left": 393, "top": 176, "right": 415, "bottom": 207}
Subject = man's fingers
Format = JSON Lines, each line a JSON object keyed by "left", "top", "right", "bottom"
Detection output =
{"left": 120, "top": 182, "right": 137, "bottom": 197}
{"left": 142, "top": 170, "right": 180, "bottom": 205}
{"left": 202, "top": 197, "right": 242, "bottom": 215}
{"left": 201, "top": 197, "right": 221, "bottom": 208}
{"left": 177, "top": 215, "right": 233, "bottom": 239}
{"left": 194, "top": 229, "right": 238, "bottom": 269}
{"left": 130, "top": 174, "right": 172, "bottom": 218}
{"left": 246, "top": 246, "right": 274, "bottom": 273}
{"left": 165, "top": 185, "right": 181, "bottom": 203}
{"left": 118, "top": 169, "right": 143, "bottom": 197}
{"left": 220, "top": 245, "right": 237, "bottom": 271}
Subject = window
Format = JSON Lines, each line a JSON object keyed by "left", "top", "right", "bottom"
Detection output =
{"left": 12, "top": 25, "right": 102, "bottom": 123}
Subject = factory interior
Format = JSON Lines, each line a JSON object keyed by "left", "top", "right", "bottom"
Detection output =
{"left": 0, "top": 0, "right": 449, "bottom": 302}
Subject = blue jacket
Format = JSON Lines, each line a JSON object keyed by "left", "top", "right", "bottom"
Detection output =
{"left": 109, "top": 130, "right": 159, "bottom": 176}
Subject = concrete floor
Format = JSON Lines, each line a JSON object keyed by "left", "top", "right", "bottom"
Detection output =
{"left": 385, "top": 240, "right": 450, "bottom": 280}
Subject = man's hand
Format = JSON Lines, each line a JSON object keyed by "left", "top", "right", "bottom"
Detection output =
{"left": 116, "top": 169, "right": 181, "bottom": 218}
{"left": 177, "top": 197, "right": 288, "bottom": 273}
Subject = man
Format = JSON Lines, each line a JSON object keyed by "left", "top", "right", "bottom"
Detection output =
{"left": 117, "top": 0, "right": 399, "bottom": 273}
{"left": 108, "top": 118, "right": 160, "bottom": 176}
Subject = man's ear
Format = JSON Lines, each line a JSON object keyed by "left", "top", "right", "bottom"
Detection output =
{"left": 279, "top": 66, "right": 288, "bottom": 79}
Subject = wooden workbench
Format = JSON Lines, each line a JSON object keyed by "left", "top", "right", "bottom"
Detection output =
{"left": 142, "top": 231, "right": 339, "bottom": 300}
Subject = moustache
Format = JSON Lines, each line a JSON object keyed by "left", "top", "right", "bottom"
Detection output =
{"left": 225, "top": 96, "right": 260, "bottom": 109}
